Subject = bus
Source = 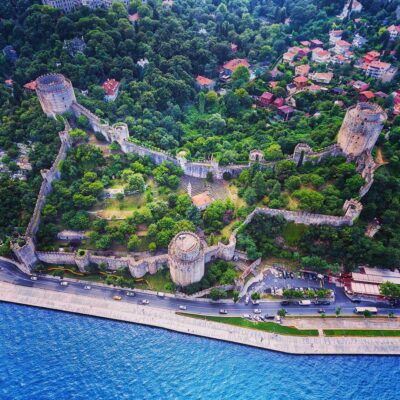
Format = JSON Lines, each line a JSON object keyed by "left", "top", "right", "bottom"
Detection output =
{"left": 354, "top": 307, "right": 378, "bottom": 314}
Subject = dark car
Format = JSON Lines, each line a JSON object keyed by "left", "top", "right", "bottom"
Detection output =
{"left": 317, "top": 308, "right": 325, "bottom": 314}
{"left": 351, "top": 298, "right": 361, "bottom": 303}
{"left": 315, "top": 300, "right": 330, "bottom": 305}
{"left": 281, "top": 300, "right": 292, "bottom": 306}
{"left": 264, "top": 314, "right": 275, "bottom": 320}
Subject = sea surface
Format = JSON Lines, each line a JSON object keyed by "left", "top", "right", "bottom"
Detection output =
{"left": 0, "top": 302, "right": 399, "bottom": 400}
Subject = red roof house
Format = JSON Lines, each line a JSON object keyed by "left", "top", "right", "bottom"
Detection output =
{"left": 294, "top": 75, "right": 308, "bottom": 88}
{"left": 273, "top": 97, "right": 285, "bottom": 108}
{"left": 277, "top": 105, "right": 294, "bottom": 121}
{"left": 128, "top": 13, "right": 139, "bottom": 24}
{"left": 222, "top": 59, "right": 250, "bottom": 76}
{"left": 195, "top": 75, "right": 215, "bottom": 90}
{"left": 102, "top": 79, "right": 120, "bottom": 102}
{"left": 260, "top": 91, "right": 275, "bottom": 106}
{"left": 359, "top": 91, "right": 375, "bottom": 102}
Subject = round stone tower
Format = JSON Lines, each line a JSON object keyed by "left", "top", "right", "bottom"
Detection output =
{"left": 337, "top": 102, "right": 387, "bottom": 158}
{"left": 168, "top": 232, "right": 205, "bottom": 287}
{"left": 36, "top": 74, "right": 76, "bottom": 117}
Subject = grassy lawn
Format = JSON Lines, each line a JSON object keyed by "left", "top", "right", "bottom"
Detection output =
{"left": 136, "top": 269, "right": 174, "bottom": 292}
{"left": 324, "top": 329, "right": 400, "bottom": 337}
{"left": 178, "top": 313, "right": 319, "bottom": 336}
{"left": 282, "top": 223, "right": 309, "bottom": 246}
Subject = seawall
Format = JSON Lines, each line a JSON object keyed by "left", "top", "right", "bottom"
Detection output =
{"left": 1, "top": 281, "right": 399, "bottom": 355}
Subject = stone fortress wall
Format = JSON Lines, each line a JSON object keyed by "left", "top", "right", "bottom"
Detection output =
{"left": 10, "top": 74, "right": 387, "bottom": 287}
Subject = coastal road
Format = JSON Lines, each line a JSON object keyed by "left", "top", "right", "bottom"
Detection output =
{"left": 0, "top": 259, "right": 399, "bottom": 317}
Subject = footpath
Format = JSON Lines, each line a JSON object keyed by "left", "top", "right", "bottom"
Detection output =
{"left": 1, "top": 281, "right": 400, "bottom": 355}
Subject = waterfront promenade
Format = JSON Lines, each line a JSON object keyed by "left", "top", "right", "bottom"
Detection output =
{"left": 1, "top": 281, "right": 400, "bottom": 355}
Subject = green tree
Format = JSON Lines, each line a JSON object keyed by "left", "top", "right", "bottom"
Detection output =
{"left": 209, "top": 288, "right": 227, "bottom": 300}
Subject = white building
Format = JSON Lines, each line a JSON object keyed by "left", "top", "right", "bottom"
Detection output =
{"left": 366, "top": 61, "right": 391, "bottom": 79}
{"left": 352, "top": 33, "right": 367, "bottom": 48}
{"left": 387, "top": 25, "right": 400, "bottom": 40}
{"left": 311, "top": 48, "right": 331, "bottom": 64}
{"left": 42, "top": 0, "right": 79, "bottom": 11}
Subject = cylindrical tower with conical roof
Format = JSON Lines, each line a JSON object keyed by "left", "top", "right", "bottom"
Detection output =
{"left": 168, "top": 232, "right": 205, "bottom": 287}
{"left": 36, "top": 74, "right": 76, "bottom": 117}
{"left": 337, "top": 102, "right": 387, "bottom": 158}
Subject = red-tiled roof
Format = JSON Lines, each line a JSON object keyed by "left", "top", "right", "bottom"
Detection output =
{"left": 294, "top": 76, "right": 308, "bottom": 83}
{"left": 368, "top": 61, "right": 390, "bottom": 69}
{"left": 128, "top": 13, "right": 139, "bottom": 22}
{"left": 336, "top": 40, "right": 351, "bottom": 47}
{"left": 300, "top": 41, "right": 310, "bottom": 46}
{"left": 223, "top": 58, "right": 249, "bottom": 72}
{"left": 231, "top": 43, "right": 238, "bottom": 51}
{"left": 360, "top": 91, "right": 375, "bottom": 99}
{"left": 310, "top": 39, "right": 324, "bottom": 45}
{"left": 260, "top": 91, "right": 274, "bottom": 100}
{"left": 295, "top": 64, "right": 310, "bottom": 75}
{"left": 5, "top": 79, "right": 13, "bottom": 86}
{"left": 387, "top": 25, "right": 400, "bottom": 33}
{"left": 196, "top": 75, "right": 213, "bottom": 86}
{"left": 102, "top": 79, "right": 120, "bottom": 96}
{"left": 366, "top": 51, "right": 380, "bottom": 58}
{"left": 313, "top": 48, "right": 330, "bottom": 57}
{"left": 24, "top": 80, "right": 37, "bottom": 90}
{"left": 192, "top": 192, "right": 212, "bottom": 208}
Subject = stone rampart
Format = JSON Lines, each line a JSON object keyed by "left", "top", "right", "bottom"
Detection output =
{"left": 25, "top": 123, "right": 71, "bottom": 239}
{"left": 37, "top": 251, "right": 76, "bottom": 265}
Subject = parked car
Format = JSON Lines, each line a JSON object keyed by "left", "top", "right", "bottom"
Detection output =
{"left": 315, "top": 300, "right": 330, "bottom": 305}
{"left": 219, "top": 309, "right": 228, "bottom": 315}
{"left": 350, "top": 298, "right": 361, "bottom": 303}
{"left": 264, "top": 314, "right": 275, "bottom": 320}
{"left": 60, "top": 281, "right": 68, "bottom": 286}
{"left": 281, "top": 300, "right": 292, "bottom": 306}
{"left": 179, "top": 305, "right": 187, "bottom": 310}
{"left": 84, "top": 285, "right": 91, "bottom": 290}
{"left": 253, "top": 309, "right": 262, "bottom": 314}
{"left": 113, "top": 295, "right": 122, "bottom": 301}
{"left": 299, "top": 300, "right": 312, "bottom": 306}
{"left": 157, "top": 292, "right": 165, "bottom": 298}
{"left": 251, "top": 299, "right": 260, "bottom": 305}
{"left": 242, "top": 314, "right": 251, "bottom": 319}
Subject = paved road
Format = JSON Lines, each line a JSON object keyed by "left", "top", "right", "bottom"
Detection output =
{"left": 0, "top": 259, "right": 398, "bottom": 317}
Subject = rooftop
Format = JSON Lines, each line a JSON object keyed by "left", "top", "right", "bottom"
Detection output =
{"left": 192, "top": 192, "right": 212, "bottom": 208}
{"left": 103, "top": 79, "right": 120, "bottom": 96}
{"left": 223, "top": 58, "right": 250, "bottom": 72}
{"left": 196, "top": 75, "right": 213, "bottom": 86}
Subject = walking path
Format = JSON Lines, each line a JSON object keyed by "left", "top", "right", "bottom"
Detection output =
{"left": 1, "top": 281, "right": 399, "bottom": 355}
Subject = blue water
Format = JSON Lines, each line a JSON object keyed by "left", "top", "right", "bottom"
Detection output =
{"left": 0, "top": 303, "right": 399, "bottom": 400}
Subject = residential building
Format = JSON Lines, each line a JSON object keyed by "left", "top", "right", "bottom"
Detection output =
{"left": 295, "top": 64, "right": 310, "bottom": 76}
{"left": 352, "top": 33, "right": 367, "bottom": 48}
{"left": 286, "top": 83, "right": 297, "bottom": 95}
{"left": 272, "top": 97, "right": 284, "bottom": 108}
{"left": 366, "top": 61, "right": 391, "bottom": 79}
{"left": 352, "top": 80, "right": 369, "bottom": 92}
{"left": 308, "top": 84, "right": 323, "bottom": 93}
{"left": 259, "top": 91, "right": 275, "bottom": 107}
{"left": 283, "top": 51, "right": 296, "bottom": 63}
{"left": 294, "top": 75, "right": 308, "bottom": 88}
{"left": 363, "top": 51, "right": 380, "bottom": 64}
{"left": 359, "top": 91, "right": 375, "bottom": 102}
{"left": 222, "top": 59, "right": 249, "bottom": 77}
{"left": 42, "top": 0, "right": 79, "bottom": 11}
{"left": 300, "top": 41, "right": 310, "bottom": 47}
{"left": 102, "top": 79, "right": 120, "bottom": 102}
{"left": 195, "top": 75, "right": 215, "bottom": 91}
{"left": 277, "top": 105, "right": 294, "bottom": 121}
{"left": 329, "top": 30, "right": 343, "bottom": 45}
{"left": 334, "top": 40, "right": 351, "bottom": 55}
{"left": 310, "top": 39, "right": 324, "bottom": 49}
{"left": 309, "top": 71, "right": 333, "bottom": 84}
{"left": 387, "top": 25, "right": 400, "bottom": 40}
{"left": 312, "top": 48, "right": 330, "bottom": 64}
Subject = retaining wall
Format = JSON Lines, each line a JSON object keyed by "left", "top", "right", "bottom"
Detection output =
{"left": 2, "top": 281, "right": 399, "bottom": 354}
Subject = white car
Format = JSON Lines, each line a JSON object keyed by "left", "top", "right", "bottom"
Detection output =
{"left": 140, "top": 299, "right": 149, "bottom": 305}
{"left": 126, "top": 291, "right": 135, "bottom": 297}
{"left": 179, "top": 305, "right": 187, "bottom": 310}
{"left": 253, "top": 309, "right": 262, "bottom": 314}
{"left": 84, "top": 285, "right": 91, "bottom": 290}
{"left": 245, "top": 296, "right": 249, "bottom": 305}
{"left": 30, "top": 276, "right": 38, "bottom": 281}
{"left": 60, "top": 281, "right": 68, "bottom": 286}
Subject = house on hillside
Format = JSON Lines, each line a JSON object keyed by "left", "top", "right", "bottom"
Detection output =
{"left": 309, "top": 72, "right": 333, "bottom": 84}
{"left": 221, "top": 59, "right": 250, "bottom": 79}
{"left": 195, "top": 75, "right": 215, "bottom": 91}
{"left": 103, "top": 79, "right": 120, "bottom": 102}
{"left": 259, "top": 91, "right": 275, "bottom": 107}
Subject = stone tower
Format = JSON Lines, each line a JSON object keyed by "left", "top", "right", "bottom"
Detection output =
{"left": 337, "top": 102, "right": 387, "bottom": 158}
{"left": 168, "top": 232, "right": 205, "bottom": 287}
{"left": 36, "top": 74, "right": 76, "bottom": 118}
